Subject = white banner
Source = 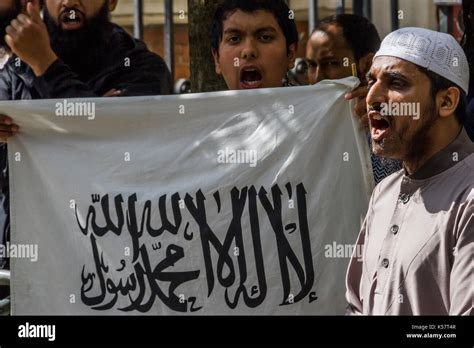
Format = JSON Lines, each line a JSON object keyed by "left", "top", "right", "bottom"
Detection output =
{"left": 2, "top": 77, "right": 372, "bottom": 315}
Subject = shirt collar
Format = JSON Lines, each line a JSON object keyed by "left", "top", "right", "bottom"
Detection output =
{"left": 404, "top": 128, "right": 474, "bottom": 180}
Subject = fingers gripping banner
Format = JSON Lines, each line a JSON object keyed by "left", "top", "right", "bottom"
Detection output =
{"left": 3, "top": 77, "right": 371, "bottom": 314}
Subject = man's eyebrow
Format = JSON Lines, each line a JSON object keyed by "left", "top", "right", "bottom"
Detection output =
{"left": 385, "top": 71, "right": 410, "bottom": 81}
{"left": 223, "top": 26, "right": 277, "bottom": 35}
{"left": 320, "top": 55, "right": 337, "bottom": 61}
{"left": 366, "top": 71, "right": 410, "bottom": 81}
{"left": 255, "top": 27, "right": 278, "bottom": 33}
{"left": 223, "top": 28, "right": 242, "bottom": 35}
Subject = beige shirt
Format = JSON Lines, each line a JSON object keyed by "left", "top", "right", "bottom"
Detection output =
{"left": 346, "top": 129, "right": 474, "bottom": 315}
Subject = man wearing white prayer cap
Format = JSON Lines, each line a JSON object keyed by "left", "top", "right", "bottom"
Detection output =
{"left": 345, "top": 27, "right": 474, "bottom": 315}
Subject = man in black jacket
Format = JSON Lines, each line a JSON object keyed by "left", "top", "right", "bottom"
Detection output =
{"left": 462, "top": 0, "right": 474, "bottom": 141}
{"left": 0, "top": 0, "right": 172, "bottom": 270}
{"left": 1, "top": 0, "right": 172, "bottom": 99}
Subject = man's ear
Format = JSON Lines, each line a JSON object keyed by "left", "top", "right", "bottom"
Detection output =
{"left": 357, "top": 53, "right": 375, "bottom": 81}
{"left": 211, "top": 47, "right": 222, "bottom": 75}
{"left": 108, "top": 0, "right": 119, "bottom": 12}
{"left": 287, "top": 43, "right": 297, "bottom": 70}
{"left": 437, "top": 87, "right": 460, "bottom": 119}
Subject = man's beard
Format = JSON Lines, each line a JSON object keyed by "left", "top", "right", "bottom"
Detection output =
{"left": 372, "top": 100, "right": 436, "bottom": 166}
{"left": 43, "top": 3, "right": 112, "bottom": 80}
{"left": 401, "top": 101, "right": 437, "bottom": 167}
{"left": 0, "top": 0, "right": 23, "bottom": 51}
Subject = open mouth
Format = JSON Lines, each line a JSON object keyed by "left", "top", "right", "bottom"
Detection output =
{"left": 369, "top": 112, "right": 391, "bottom": 141}
{"left": 60, "top": 10, "right": 84, "bottom": 30}
{"left": 240, "top": 67, "right": 263, "bottom": 89}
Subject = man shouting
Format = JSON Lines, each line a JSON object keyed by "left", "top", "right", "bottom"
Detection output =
{"left": 346, "top": 27, "right": 473, "bottom": 315}
{"left": 0, "top": 0, "right": 172, "bottom": 271}
{"left": 1, "top": 0, "right": 172, "bottom": 98}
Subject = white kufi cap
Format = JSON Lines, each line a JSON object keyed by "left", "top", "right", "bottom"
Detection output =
{"left": 374, "top": 27, "right": 469, "bottom": 94}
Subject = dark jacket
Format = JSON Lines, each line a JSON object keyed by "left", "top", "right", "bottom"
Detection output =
{"left": 0, "top": 23, "right": 172, "bottom": 268}
{"left": 466, "top": 78, "right": 474, "bottom": 141}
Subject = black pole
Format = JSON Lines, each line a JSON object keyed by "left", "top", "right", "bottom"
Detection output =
{"left": 353, "top": 0, "right": 363, "bottom": 16}
{"left": 336, "top": 0, "right": 345, "bottom": 14}
{"left": 309, "top": 0, "right": 319, "bottom": 34}
{"left": 133, "top": 0, "right": 143, "bottom": 40}
{"left": 164, "top": 0, "right": 175, "bottom": 81}
{"left": 363, "top": 0, "right": 372, "bottom": 21}
{"left": 391, "top": 0, "right": 399, "bottom": 31}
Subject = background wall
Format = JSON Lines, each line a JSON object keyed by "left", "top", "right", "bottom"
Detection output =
{"left": 110, "top": 0, "right": 450, "bottom": 82}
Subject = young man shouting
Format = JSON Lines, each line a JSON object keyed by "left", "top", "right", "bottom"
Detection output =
{"left": 211, "top": 0, "right": 298, "bottom": 90}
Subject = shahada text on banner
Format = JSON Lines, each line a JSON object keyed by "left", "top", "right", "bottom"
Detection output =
{"left": 3, "top": 77, "right": 372, "bottom": 315}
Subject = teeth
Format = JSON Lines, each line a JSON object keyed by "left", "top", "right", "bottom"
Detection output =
{"left": 373, "top": 114, "right": 382, "bottom": 120}
{"left": 244, "top": 80, "right": 260, "bottom": 86}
